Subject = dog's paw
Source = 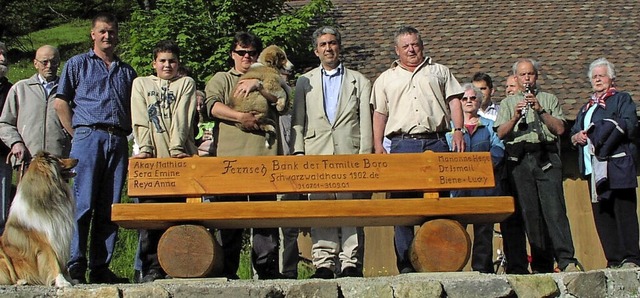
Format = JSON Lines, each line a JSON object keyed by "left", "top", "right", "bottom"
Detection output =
{"left": 16, "top": 279, "right": 27, "bottom": 286}
{"left": 54, "top": 274, "right": 72, "bottom": 288}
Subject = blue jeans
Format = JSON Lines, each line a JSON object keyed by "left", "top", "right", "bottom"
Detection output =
{"left": 0, "top": 155, "right": 12, "bottom": 234}
{"left": 389, "top": 137, "right": 448, "bottom": 272}
{"left": 68, "top": 127, "right": 129, "bottom": 271}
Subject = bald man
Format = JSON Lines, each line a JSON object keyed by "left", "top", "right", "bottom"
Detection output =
{"left": 0, "top": 45, "right": 71, "bottom": 165}
{"left": 505, "top": 75, "right": 520, "bottom": 97}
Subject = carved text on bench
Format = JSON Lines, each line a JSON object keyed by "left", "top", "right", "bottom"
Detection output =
{"left": 127, "top": 152, "right": 496, "bottom": 197}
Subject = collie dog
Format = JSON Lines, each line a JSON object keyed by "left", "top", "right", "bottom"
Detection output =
{"left": 0, "top": 152, "right": 77, "bottom": 287}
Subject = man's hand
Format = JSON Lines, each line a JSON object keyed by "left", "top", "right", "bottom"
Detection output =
{"left": 238, "top": 112, "right": 260, "bottom": 130}
{"left": 374, "top": 143, "right": 388, "bottom": 154}
{"left": 10, "top": 143, "right": 29, "bottom": 162}
{"left": 524, "top": 92, "right": 543, "bottom": 113}
{"left": 514, "top": 100, "right": 529, "bottom": 120}
{"left": 131, "top": 152, "right": 153, "bottom": 159}
{"left": 450, "top": 130, "right": 465, "bottom": 152}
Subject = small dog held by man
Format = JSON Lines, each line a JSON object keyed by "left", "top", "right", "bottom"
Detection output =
{"left": 229, "top": 45, "right": 293, "bottom": 138}
{"left": 0, "top": 151, "right": 77, "bottom": 287}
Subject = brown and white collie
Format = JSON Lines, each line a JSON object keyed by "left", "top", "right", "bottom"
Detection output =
{"left": 0, "top": 151, "right": 77, "bottom": 287}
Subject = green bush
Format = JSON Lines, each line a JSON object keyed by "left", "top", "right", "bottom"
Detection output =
{"left": 120, "top": 0, "right": 333, "bottom": 88}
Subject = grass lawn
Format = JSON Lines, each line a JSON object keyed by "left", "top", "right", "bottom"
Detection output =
{"left": 7, "top": 19, "right": 91, "bottom": 83}
{"left": 6, "top": 20, "right": 313, "bottom": 281}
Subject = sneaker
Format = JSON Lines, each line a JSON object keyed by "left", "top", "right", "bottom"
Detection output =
{"left": 89, "top": 267, "right": 129, "bottom": 284}
{"left": 310, "top": 267, "right": 334, "bottom": 279}
{"left": 338, "top": 266, "right": 363, "bottom": 278}
{"left": 562, "top": 263, "right": 584, "bottom": 273}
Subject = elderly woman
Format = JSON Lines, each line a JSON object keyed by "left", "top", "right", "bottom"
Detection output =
{"left": 570, "top": 58, "right": 640, "bottom": 268}
{"left": 446, "top": 83, "right": 506, "bottom": 273}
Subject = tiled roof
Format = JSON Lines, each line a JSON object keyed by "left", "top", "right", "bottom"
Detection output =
{"left": 300, "top": 0, "right": 640, "bottom": 120}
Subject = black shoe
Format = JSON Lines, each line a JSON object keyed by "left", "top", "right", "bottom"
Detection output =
{"left": 310, "top": 267, "right": 334, "bottom": 279}
{"left": 68, "top": 263, "right": 87, "bottom": 284}
{"left": 256, "top": 269, "right": 286, "bottom": 280}
{"left": 89, "top": 267, "right": 129, "bottom": 284}
{"left": 282, "top": 272, "right": 298, "bottom": 279}
{"left": 399, "top": 266, "right": 415, "bottom": 274}
{"left": 133, "top": 270, "right": 143, "bottom": 283}
{"left": 224, "top": 273, "right": 240, "bottom": 280}
{"left": 141, "top": 268, "right": 165, "bottom": 283}
{"left": 338, "top": 266, "right": 363, "bottom": 278}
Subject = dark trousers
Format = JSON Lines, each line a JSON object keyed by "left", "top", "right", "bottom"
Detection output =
{"left": 280, "top": 193, "right": 303, "bottom": 279}
{"left": 389, "top": 137, "right": 449, "bottom": 272}
{"left": 217, "top": 194, "right": 279, "bottom": 278}
{"left": 508, "top": 152, "right": 577, "bottom": 270}
{"left": 590, "top": 184, "right": 640, "bottom": 267}
{"left": 281, "top": 227, "right": 299, "bottom": 278}
{"left": 470, "top": 223, "right": 494, "bottom": 273}
{"left": 135, "top": 197, "right": 184, "bottom": 274}
{"left": 501, "top": 180, "right": 555, "bottom": 274}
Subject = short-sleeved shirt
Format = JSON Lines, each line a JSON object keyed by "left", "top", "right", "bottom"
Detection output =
{"left": 56, "top": 49, "right": 137, "bottom": 133}
{"left": 494, "top": 89, "right": 565, "bottom": 144}
{"left": 371, "top": 57, "right": 463, "bottom": 136}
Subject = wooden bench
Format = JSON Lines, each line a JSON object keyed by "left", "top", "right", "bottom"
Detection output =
{"left": 112, "top": 151, "right": 514, "bottom": 277}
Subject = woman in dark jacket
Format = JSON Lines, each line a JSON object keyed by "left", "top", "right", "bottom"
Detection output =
{"left": 570, "top": 57, "right": 640, "bottom": 268}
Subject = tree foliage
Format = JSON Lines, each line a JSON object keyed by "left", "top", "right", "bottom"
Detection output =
{"left": 120, "top": 0, "right": 333, "bottom": 88}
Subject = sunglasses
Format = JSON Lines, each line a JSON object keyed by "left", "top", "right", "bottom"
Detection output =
{"left": 233, "top": 50, "right": 258, "bottom": 57}
{"left": 461, "top": 96, "right": 477, "bottom": 101}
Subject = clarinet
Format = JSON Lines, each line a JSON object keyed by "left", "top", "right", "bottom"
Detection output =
{"left": 517, "top": 84, "right": 534, "bottom": 130}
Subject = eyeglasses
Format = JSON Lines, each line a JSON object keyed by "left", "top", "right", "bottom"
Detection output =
{"left": 461, "top": 96, "right": 477, "bottom": 101}
{"left": 35, "top": 59, "right": 60, "bottom": 67}
{"left": 233, "top": 50, "right": 258, "bottom": 57}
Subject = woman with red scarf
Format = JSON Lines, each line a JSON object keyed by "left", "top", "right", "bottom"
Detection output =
{"left": 570, "top": 57, "right": 640, "bottom": 269}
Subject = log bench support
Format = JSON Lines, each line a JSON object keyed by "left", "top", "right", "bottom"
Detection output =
{"left": 113, "top": 152, "right": 514, "bottom": 277}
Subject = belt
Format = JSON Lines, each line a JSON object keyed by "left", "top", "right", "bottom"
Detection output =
{"left": 389, "top": 132, "right": 446, "bottom": 140}
{"left": 79, "top": 124, "right": 128, "bottom": 136}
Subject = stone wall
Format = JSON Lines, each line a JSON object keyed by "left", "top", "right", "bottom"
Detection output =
{"left": 5, "top": 268, "right": 639, "bottom": 298}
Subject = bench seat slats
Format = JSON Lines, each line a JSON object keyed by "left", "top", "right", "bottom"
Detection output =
{"left": 112, "top": 196, "right": 514, "bottom": 230}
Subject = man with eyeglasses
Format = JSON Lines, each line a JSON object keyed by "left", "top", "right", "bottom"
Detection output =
{"left": 0, "top": 42, "right": 12, "bottom": 235}
{"left": 0, "top": 45, "right": 70, "bottom": 169}
{"left": 204, "top": 32, "right": 286, "bottom": 280}
{"left": 370, "top": 26, "right": 465, "bottom": 274}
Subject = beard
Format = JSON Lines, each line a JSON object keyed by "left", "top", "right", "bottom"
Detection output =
{"left": 0, "top": 64, "right": 7, "bottom": 78}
